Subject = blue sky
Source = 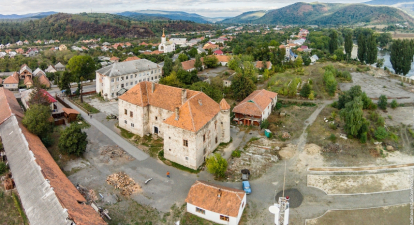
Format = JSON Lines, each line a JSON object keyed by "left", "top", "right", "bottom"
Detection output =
{"left": 3, "top": 0, "right": 368, "bottom": 17}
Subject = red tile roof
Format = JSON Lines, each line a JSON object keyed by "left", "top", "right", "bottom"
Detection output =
{"left": 3, "top": 72, "right": 19, "bottom": 84}
{"left": 119, "top": 82, "right": 220, "bottom": 132}
{"left": 255, "top": 61, "right": 272, "bottom": 69}
{"left": 233, "top": 89, "right": 277, "bottom": 117}
{"left": 219, "top": 99, "right": 230, "bottom": 110}
{"left": 215, "top": 55, "right": 230, "bottom": 62}
{"left": 124, "top": 56, "right": 141, "bottom": 62}
{"left": 38, "top": 74, "right": 51, "bottom": 88}
{"left": 213, "top": 50, "right": 223, "bottom": 55}
{"left": 39, "top": 89, "right": 56, "bottom": 103}
{"left": 0, "top": 88, "right": 106, "bottom": 225}
{"left": 62, "top": 107, "right": 79, "bottom": 115}
{"left": 186, "top": 180, "right": 245, "bottom": 217}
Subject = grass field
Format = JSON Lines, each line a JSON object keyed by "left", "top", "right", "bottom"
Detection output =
{"left": 0, "top": 189, "right": 27, "bottom": 225}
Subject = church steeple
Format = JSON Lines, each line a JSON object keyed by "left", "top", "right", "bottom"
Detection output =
{"left": 162, "top": 28, "right": 165, "bottom": 38}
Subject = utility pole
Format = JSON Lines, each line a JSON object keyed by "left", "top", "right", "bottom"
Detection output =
{"left": 269, "top": 161, "right": 290, "bottom": 225}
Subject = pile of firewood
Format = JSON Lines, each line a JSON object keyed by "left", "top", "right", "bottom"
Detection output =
{"left": 2, "top": 173, "right": 14, "bottom": 190}
{"left": 106, "top": 172, "right": 141, "bottom": 197}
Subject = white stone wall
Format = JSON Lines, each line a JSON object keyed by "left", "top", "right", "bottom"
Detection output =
{"left": 261, "top": 96, "right": 277, "bottom": 121}
{"left": 118, "top": 99, "right": 148, "bottom": 137}
{"left": 163, "top": 114, "right": 226, "bottom": 170}
{"left": 220, "top": 110, "right": 231, "bottom": 143}
{"left": 186, "top": 198, "right": 245, "bottom": 225}
{"left": 146, "top": 105, "right": 174, "bottom": 138}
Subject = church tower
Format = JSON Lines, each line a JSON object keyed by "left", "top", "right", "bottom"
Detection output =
{"left": 161, "top": 28, "right": 166, "bottom": 44}
{"left": 219, "top": 98, "right": 231, "bottom": 143}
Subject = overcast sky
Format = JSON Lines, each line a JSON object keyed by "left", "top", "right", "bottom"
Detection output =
{"left": 3, "top": 0, "right": 369, "bottom": 17}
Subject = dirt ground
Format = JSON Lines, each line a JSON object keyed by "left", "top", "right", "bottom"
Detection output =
{"left": 339, "top": 72, "right": 414, "bottom": 104}
{"left": 307, "top": 170, "right": 411, "bottom": 194}
{"left": 306, "top": 204, "right": 411, "bottom": 225}
{"left": 197, "top": 66, "right": 233, "bottom": 78}
{"left": 268, "top": 103, "right": 318, "bottom": 140}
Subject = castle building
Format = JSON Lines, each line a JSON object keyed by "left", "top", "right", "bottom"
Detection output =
{"left": 118, "top": 82, "right": 231, "bottom": 169}
{"left": 158, "top": 29, "right": 175, "bottom": 53}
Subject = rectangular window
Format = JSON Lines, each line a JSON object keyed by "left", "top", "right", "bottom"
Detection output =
{"left": 121, "top": 84, "right": 124, "bottom": 88}
{"left": 130, "top": 82, "right": 133, "bottom": 85}
{"left": 131, "top": 123, "right": 134, "bottom": 127}
{"left": 215, "top": 121, "right": 217, "bottom": 129}
{"left": 183, "top": 139, "right": 188, "bottom": 147}
{"left": 130, "top": 75, "right": 133, "bottom": 79}
{"left": 126, "top": 76, "right": 128, "bottom": 80}
{"left": 203, "top": 134, "right": 206, "bottom": 142}
{"left": 155, "top": 116, "right": 158, "bottom": 120}
{"left": 130, "top": 111, "right": 133, "bottom": 117}
{"left": 117, "top": 77, "right": 119, "bottom": 81}
{"left": 215, "top": 137, "right": 218, "bottom": 144}
{"left": 111, "top": 78, "right": 114, "bottom": 82}
{"left": 135, "top": 74, "right": 137, "bottom": 78}
{"left": 124, "top": 120, "right": 127, "bottom": 124}
{"left": 220, "top": 215, "right": 229, "bottom": 221}
{"left": 124, "top": 109, "right": 127, "bottom": 115}
{"left": 196, "top": 207, "right": 205, "bottom": 214}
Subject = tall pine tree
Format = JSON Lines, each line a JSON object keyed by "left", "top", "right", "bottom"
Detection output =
{"left": 329, "top": 30, "right": 338, "bottom": 54}
{"left": 162, "top": 56, "right": 173, "bottom": 77}
{"left": 390, "top": 39, "right": 413, "bottom": 75}
{"left": 357, "top": 35, "right": 367, "bottom": 63}
{"left": 344, "top": 31, "right": 353, "bottom": 60}
{"left": 366, "top": 34, "right": 378, "bottom": 65}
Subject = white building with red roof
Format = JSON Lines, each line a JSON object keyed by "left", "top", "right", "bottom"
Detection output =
{"left": 118, "top": 82, "right": 230, "bottom": 169}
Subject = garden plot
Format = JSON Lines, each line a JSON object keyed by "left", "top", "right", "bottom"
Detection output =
{"left": 306, "top": 204, "right": 411, "bottom": 225}
{"left": 307, "top": 170, "right": 411, "bottom": 194}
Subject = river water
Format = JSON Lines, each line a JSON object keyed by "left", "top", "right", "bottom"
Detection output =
{"left": 377, "top": 50, "right": 414, "bottom": 78}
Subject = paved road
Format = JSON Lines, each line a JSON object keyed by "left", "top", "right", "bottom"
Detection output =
{"left": 64, "top": 99, "right": 149, "bottom": 161}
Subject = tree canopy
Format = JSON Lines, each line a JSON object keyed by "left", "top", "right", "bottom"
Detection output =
{"left": 22, "top": 104, "right": 52, "bottom": 138}
{"left": 58, "top": 124, "right": 88, "bottom": 156}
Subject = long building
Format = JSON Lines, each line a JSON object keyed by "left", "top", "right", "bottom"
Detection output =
{"left": 0, "top": 88, "right": 106, "bottom": 225}
{"left": 96, "top": 59, "right": 162, "bottom": 100}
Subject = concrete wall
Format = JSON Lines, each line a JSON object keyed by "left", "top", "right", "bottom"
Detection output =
{"left": 119, "top": 99, "right": 147, "bottom": 137}
{"left": 186, "top": 197, "right": 246, "bottom": 225}
{"left": 262, "top": 96, "right": 277, "bottom": 121}
{"left": 3, "top": 83, "right": 18, "bottom": 90}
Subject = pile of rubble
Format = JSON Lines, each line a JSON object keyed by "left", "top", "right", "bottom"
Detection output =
{"left": 227, "top": 144, "right": 278, "bottom": 181}
{"left": 106, "top": 172, "right": 141, "bottom": 197}
{"left": 322, "top": 143, "right": 341, "bottom": 153}
{"left": 100, "top": 145, "right": 134, "bottom": 163}
{"left": 1, "top": 173, "right": 14, "bottom": 190}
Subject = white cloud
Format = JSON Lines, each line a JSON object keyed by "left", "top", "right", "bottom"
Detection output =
{"left": 1, "top": 0, "right": 368, "bottom": 17}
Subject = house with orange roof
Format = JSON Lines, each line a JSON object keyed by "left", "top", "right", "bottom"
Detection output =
{"left": 181, "top": 58, "right": 205, "bottom": 72}
{"left": 110, "top": 56, "right": 119, "bottom": 62}
{"left": 185, "top": 180, "right": 246, "bottom": 225}
{"left": 3, "top": 72, "right": 19, "bottom": 90}
{"left": 233, "top": 89, "right": 278, "bottom": 126}
{"left": 118, "top": 82, "right": 231, "bottom": 169}
{"left": 255, "top": 61, "right": 272, "bottom": 70}
{"left": 216, "top": 55, "right": 230, "bottom": 66}
{"left": 19, "top": 64, "right": 32, "bottom": 79}
{"left": 124, "top": 56, "right": 140, "bottom": 62}
{"left": 125, "top": 42, "right": 132, "bottom": 47}
{"left": 15, "top": 48, "right": 24, "bottom": 54}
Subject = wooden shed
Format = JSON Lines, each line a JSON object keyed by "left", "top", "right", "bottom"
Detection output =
{"left": 62, "top": 107, "right": 80, "bottom": 123}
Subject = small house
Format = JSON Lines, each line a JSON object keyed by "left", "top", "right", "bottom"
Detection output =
{"left": 55, "top": 62, "right": 65, "bottom": 72}
{"left": 2, "top": 72, "right": 19, "bottom": 90}
{"left": 223, "top": 75, "right": 234, "bottom": 87}
{"left": 186, "top": 180, "right": 246, "bottom": 225}
{"left": 58, "top": 44, "right": 67, "bottom": 51}
{"left": 62, "top": 107, "right": 80, "bottom": 123}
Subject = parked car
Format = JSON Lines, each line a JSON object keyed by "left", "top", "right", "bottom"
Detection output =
{"left": 241, "top": 169, "right": 250, "bottom": 181}
{"left": 242, "top": 181, "right": 251, "bottom": 194}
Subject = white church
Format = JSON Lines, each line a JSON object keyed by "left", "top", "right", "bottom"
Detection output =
{"left": 158, "top": 29, "right": 175, "bottom": 53}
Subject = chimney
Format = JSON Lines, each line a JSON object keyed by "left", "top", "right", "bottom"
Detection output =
{"left": 152, "top": 82, "right": 155, "bottom": 93}
{"left": 217, "top": 189, "right": 222, "bottom": 199}
{"left": 175, "top": 107, "right": 179, "bottom": 120}
{"left": 181, "top": 89, "right": 187, "bottom": 104}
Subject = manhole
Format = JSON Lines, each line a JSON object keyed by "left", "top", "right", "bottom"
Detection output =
{"left": 275, "top": 188, "right": 303, "bottom": 208}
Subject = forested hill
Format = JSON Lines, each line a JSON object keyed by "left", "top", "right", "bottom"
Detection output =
{"left": 0, "top": 13, "right": 213, "bottom": 44}
{"left": 220, "top": 11, "right": 267, "bottom": 24}
{"left": 223, "top": 2, "right": 414, "bottom": 25}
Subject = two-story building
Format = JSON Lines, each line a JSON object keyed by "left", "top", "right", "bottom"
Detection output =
{"left": 118, "top": 82, "right": 231, "bottom": 169}
{"left": 96, "top": 59, "right": 162, "bottom": 100}
{"left": 233, "top": 89, "right": 278, "bottom": 126}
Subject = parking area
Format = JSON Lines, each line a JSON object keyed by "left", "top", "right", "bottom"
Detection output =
{"left": 85, "top": 97, "right": 119, "bottom": 116}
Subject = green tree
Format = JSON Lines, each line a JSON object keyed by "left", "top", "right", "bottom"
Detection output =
{"left": 391, "top": 99, "right": 398, "bottom": 109}
{"left": 67, "top": 55, "right": 96, "bottom": 102}
{"left": 59, "top": 71, "right": 72, "bottom": 95}
{"left": 162, "top": 56, "right": 173, "bottom": 77}
{"left": 178, "top": 53, "right": 189, "bottom": 62}
{"left": 366, "top": 34, "right": 377, "bottom": 65}
{"left": 390, "top": 39, "right": 412, "bottom": 75}
{"left": 159, "top": 71, "right": 182, "bottom": 87}
{"left": 334, "top": 48, "right": 346, "bottom": 61}
{"left": 188, "top": 48, "right": 198, "bottom": 58}
{"left": 329, "top": 30, "right": 338, "bottom": 54}
{"left": 377, "top": 33, "right": 392, "bottom": 48}
{"left": 194, "top": 55, "right": 203, "bottom": 71}
{"left": 189, "top": 82, "right": 222, "bottom": 102}
{"left": 58, "top": 124, "right": 88, "bottom": 156}
{"left": 323, "top": 71, "right": 337, "bottom": 96}
{"left": 374, "top": 127, "right": 388, "bottom": 141}
{"left": 22, "top": 104, "right": 52, "bottom": 137}
{"left": 378, "top": 95, "right": 387, "bottom": 110}
{"left": 228, "top": 57, "right": 239, "bottom": 70}
{"left": 231, "top": 73, "right": 256, "bottom": 101}
{"left": 204, "top": 55, "right": 219, "bottom": 68}
{"left": 206, "top": 153, "right": 228, "bottom": 178}
{"left": 340, "top": 97, "right": 364, "bottom": 137}
{"left": 303, "top": 54, "right": 311, "bottom": 66}
{"left": 344, "top": 31, "right": 353, "bottom": 60}
{"left": 300, "top": 83, "right": 311, "bottom": 98}
{"left": 357, "top": 34, "right": 367, "bottom": 63}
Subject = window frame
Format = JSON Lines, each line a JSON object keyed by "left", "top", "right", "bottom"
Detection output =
{"left": 220, "top": 215, "right": 229, "bottom": 221}
{"left": 195, "top": 207, "right": 205, "bottom": 215}
{"left": 183, "top": 139, "right": 188, "bottom": 147}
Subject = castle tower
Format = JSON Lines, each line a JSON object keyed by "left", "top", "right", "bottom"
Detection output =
{"left": 161, "top": 28, "right": 166, "bottom": 44}
{"left": 219, "top": 98, "right": 231, "bottom": 143}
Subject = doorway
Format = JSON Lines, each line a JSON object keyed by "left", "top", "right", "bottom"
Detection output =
{"left": 154, "top": 126, "right": 159, "bottom": 134}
